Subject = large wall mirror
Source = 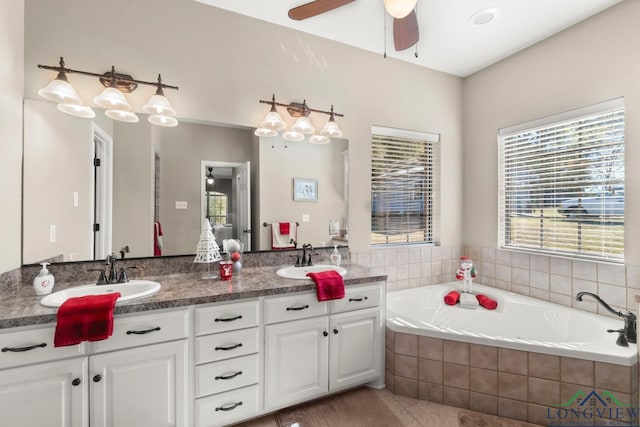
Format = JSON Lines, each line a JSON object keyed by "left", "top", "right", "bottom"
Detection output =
{"left": 22, "top": 99, "right": 349, "bottom": 264}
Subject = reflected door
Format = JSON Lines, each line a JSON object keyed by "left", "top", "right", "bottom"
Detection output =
{"left": 236, "top": 161, "right": 251, "bottom": 251}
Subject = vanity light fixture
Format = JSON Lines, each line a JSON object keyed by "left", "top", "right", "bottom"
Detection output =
{"left": 37, "top": 57, "right": 179, "bottom": 127}
{"left": 255, "top": 94, "right": 344, "bottom": 144}
{"left": 384, "top": 0, "right": 418, "bottom": 19}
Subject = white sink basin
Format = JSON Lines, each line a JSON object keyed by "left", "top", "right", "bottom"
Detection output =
{"left": 276, "top": 264, "right": 347, "bottom": 280}
{"left": 39, "top": 280, "right": 161, "bottom": 308}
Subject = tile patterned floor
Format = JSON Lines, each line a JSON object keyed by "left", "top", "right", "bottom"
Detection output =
{"left": 231, "top": 387, "right": 543, "bottom": 427}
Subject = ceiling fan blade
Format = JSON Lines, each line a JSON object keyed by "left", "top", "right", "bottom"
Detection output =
{"left": 288, "top": 0, "right": 356, "bottom": 20}
{"left": 393, "top": 9, "right": 419, "bottom": 51}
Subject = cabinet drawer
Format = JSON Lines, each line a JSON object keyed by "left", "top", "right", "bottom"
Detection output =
{"left": 196, "top": 354, "right": 259, "bottom": 397}
{"left": 331, "top": 283, "right": 383, "bottom": 313}
{"left": 264, "top": 292, "right": 328, "bottom": 324}
{"left": 196, "top": 384, "right": 259, "bottom": 427}
{"left": 92, "top": 308, "right": 188, "bottom": 353}
{"left": 0, "top": 325, "right": 85, "bottom": 369}
{"left": 196, "top": 300, "right": 260, "bottom": 335}
{"left": 196, "top": 327, "right": 259, "bottom": 364}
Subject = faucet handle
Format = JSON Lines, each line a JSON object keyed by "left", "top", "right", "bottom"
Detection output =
{"left": 88, "top": 268, "right": 108, "bottom": 285}
{"left": 607, "top": 329, "right": 629, "bottom": 347}
{"left": 118, "top": 266, "right": 138, "bottom": 283}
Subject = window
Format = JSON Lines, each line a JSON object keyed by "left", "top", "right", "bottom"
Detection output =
{"left": 498, "top": 98, "right": 625, "bottom": 261}
{"left": 371, "top": 126, "right": 440, "bottom": 245}
{"left": 206, "top": 192, "right": 229, "bottom": 226}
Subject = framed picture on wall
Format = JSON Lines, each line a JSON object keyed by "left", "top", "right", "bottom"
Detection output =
{"left": 293, "top": 178, "right": 318, "bottom": 201}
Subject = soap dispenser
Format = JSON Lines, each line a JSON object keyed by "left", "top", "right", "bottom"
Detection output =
{"left": 33, "top": 262, "right": 55, "bottom": 296}
{"left": 330, "top": 245, "right": 342, "bottom": 266}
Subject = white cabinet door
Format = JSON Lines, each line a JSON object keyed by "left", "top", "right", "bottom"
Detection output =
{"left": 90, "top": 339, "right": 188, "bottom": 427}
{"left": 0, "top": 357, "right": 88, "bottom": 427}
{"left": 329, "top": 307, "right": 382, "bottom": 391}
{"left": 264, "top": 316, "right": 329, "bottom": 410}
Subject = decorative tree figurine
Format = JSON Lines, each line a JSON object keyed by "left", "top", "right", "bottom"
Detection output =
{"left": 194, "top": 218, "right": 222, "bottom": 279}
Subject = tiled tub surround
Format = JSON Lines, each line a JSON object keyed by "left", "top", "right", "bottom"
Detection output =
{"left": 386, "top": 330, "right": 639, "bottom": 426}
{"left": 352, "top": 244, "right": 640, "bottom": 315}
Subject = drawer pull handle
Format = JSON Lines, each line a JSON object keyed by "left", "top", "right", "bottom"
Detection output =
{"left": 93, "top": 374, "right": 102, "bottom": 383}
{"left": 286, "top": 304, "right": 309, "bottom": 311}
{"left": 215, "top": 371, "right": 243, "bottom": 380}
{"left": 323, "top": 331, "right": 329, "bottom": 337}
{"left": 1, "top": 342, "right": 47, "bottom": 352}
{"left": 126, "top": 326, "right": 161, "bottom": 335}
{"left": 215, "top": 401, "right": 243, "bottom": 412}
{"left": 215, "top": 343, "right": 243, "bottom": 351}
{"left": 333, "top": 328, "right": 339, "bottom": 335}
{"left": 215, "top": 315, "right": 243, "bottom": 322}
{"left": 349, "top": 297, "right": 368, "bottom": 302}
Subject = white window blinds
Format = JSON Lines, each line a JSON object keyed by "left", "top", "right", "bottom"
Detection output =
{"left": 498, "top": 99, "right": 625, "bottom": 261}
{"left": 371, "top": 127, "right": 439, "bottom": 245}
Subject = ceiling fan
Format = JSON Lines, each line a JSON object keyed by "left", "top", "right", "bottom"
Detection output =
{"left": 288, "top": 0, "right": 420, "bottom": 52}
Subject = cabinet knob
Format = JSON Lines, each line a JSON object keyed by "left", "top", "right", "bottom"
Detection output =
{"left": 93, "top": 374, "right": 102, "bottom": 383}
{"left": 72, "top": 378, "right": 82, "bottom": 386}
{"left": 323, "top": 331, "right": 329, "bottom": 337}
{"left": 333, "top": 328, "right": 339, "bottom": 335}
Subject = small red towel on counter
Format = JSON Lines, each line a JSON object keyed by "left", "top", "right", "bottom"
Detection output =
{"left": 306, "top": 271, "right": 345, "bottom": 302}
{"left": 54, "top": 292, "right": 121, "bottom": 347}
{"left": 279, "top": 222, "right": 290, "bottom": 235}
{"left": 476, "top": 294, "right": 498, "bottom": 310}
{"left": 444, "top": 291, "right": 460, "bottom": 305}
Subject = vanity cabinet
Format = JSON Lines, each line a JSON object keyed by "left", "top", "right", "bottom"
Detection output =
{"left": 0, "top": 308, "right": 189, "bottom": 427}
{"left": 264, "top": 283, "right": 383, "bottom": 411}
{"left": 194, "top": 299, "right": 261, "bottom": 427}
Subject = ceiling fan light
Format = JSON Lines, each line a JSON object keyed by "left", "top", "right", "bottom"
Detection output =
{"left": 38, "top": 78, "right": 83, "bottom": 105}
{"left": 254, "top": 127, "right": 278, "bottom": 137}
{"left": 309, "top": 134, "right": 330, "bottom": 145}
{"left": 148, "top": 114, "right": 179, "bottom": 127}
{"left": 143, "top": 94, "right": 176, "bottom": 116}
{"left": 384, "top": 0, "right": 417, "bottom": 19}
{"left": 282, "top": 131, "right": 305, "bottom": 142}
{"left": 261, "top": 111, "right": 287, "bottom": 131}
{"left": 106, "top": 109, "right": 139, "bottom": 123}
{"left": 56, "top": 103, "right": 96, "bottom": 118}
{"left": 291, "top": 116, "right": 315, "bottom": 134}
{"left": 320, "top": 119, "right": 343, "bottom": 138}
{"left": 94, "top": 87, "right": 132, "bottom": 111}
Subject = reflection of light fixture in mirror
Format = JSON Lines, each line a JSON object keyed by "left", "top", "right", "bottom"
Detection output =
{"left": 384, "top": 0, "right": 417, "bottom": 19}
{"left": 57, "top": 103, "right": 96, "bottom": 118}
{"left": 206, "top": 167, "right": 215, "bottom": 186}
{"left": 282, "top": 131, "right": 305, "bottom": 142}
{"left": 37, "top": 57, "right": 179, "bottom": 126}
{"left": 105, "top": 109, "right": 139, "bottom": 123}
{"left": 309, "top": 134, "right": 330, "bottom": 144}
{"left": 256, "top": 95, "right": 345, "bottom": 143}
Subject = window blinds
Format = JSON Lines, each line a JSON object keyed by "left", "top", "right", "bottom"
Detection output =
{"left": 371, "top": 128, "right": 438, "bottom": 245}
{"left": 498, "top": 100, "right": 625, "bottom": 261}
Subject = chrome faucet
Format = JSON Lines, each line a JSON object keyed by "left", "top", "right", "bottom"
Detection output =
{"left": 576, "top": 291, "right": 637, "bottom": 346}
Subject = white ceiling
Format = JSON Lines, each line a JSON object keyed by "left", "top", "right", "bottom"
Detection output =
{"left": 194, "top": 0, "right": 621, "bottom": 77}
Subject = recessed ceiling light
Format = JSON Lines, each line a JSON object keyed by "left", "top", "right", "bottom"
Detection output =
{"left": 470, "top": 8, "right": 499, "bottom": 26}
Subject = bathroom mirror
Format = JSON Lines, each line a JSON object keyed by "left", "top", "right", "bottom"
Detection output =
{"left": 22, "top": 99, "right": 349, "bottom": 264}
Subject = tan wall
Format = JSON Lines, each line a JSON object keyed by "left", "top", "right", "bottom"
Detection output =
{"left": 462, "top": 0, "right": 640, "bottom": 263}
{"left": 0, "top": 0, "right": 24, "bottom": 273}
{"left": 21, "top": 0, "right": 464, "bottom": 257}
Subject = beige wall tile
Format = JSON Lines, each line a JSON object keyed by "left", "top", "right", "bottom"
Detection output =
{"left": 470, "top": 344, "right": 498, "bottom": 370}
{"left": 498, "top": 372, "right": 528, "bottom": 401}
{"left": 443, "top": 386, "right": 469, "bottom": 409}
{"left": 561, "top": 357, "right": 594, "bottom": 387}
{"left": 595, "top": 362, "right": 632, "bottom": 393}
{"left": 598, "top": 263, "right": 626, "bottom": 286}
{"left": 531, "top": 255, "right": 550, "bottom": 273}
{"left": 498, "top": 348, "right": 528, "bottom": 375}
{"left": 573, "top": 260, "right": 597, "bottom": 281}
{"left": 470, "top": 367, "right": 498, "bottom": 395}
{"left": 498, "top": 397, "right": 528, "bottom": 422}
{"left": 419, "top": 358, "right": 443, "bottom": 384}
{"left": 550, "top": 257, "right": 572, "bottom": 277}
{"left": 386, "top": 349, "right": 395, "bottom": 375}
{"left": 443, "top": 340, "right": 469, "bottom": 366}
{"left": 385, "top": 327, "right": 395, "bottom": 352}
{"left": 418, "top": 381, "right": 443, "bottom": 403}
{"left": 529, "top": 353, "right": 560, "bottom": 380}
{"left": 395, "top": 376, "right": 418, "bottom": 399}
{"left": 496, "top": 250, "right": 512, "bottom": 266}
{"left": 528, "top": 377, "right": 559, "bottom": 406}
{"left": 528, "top": 403, "right": 554, "bottom": 426}
{"left": 512, "top": 252, "right": 530, "bottom": 269}
{"left": 470, "top": 392, "right": 498, "bottom": 415}
{"left": 395, "top": 332, "right": 418, "bottom": 356}
{"left": 418, "top": 336, "right": 443, "bottom": 361}
{"left": 395, "top": 354, "right": 418, "bottom": 379}
{"left": 444, "top": 363, "right": 470, "bottom": 390}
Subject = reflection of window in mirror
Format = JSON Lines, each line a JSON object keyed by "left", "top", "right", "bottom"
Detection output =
{"left": 207, "top": 192, "right": 228, "bottom": 225}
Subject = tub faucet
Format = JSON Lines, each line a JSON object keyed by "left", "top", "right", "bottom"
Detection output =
{"left": 576, "top": 291, "right": 637, "bottom": 346}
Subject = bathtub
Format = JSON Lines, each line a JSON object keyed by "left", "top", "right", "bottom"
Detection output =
{"left": 386, "top": 282, "right": 637, "bottom": 366}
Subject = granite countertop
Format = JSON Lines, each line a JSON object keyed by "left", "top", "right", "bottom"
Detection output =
{"left": 0, "top": 263, "right": 386, "bottom": 329}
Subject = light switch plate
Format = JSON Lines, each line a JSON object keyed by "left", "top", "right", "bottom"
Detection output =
{"left": 302, "top": 214, "right": 310, "bottom": 222}
{"left": 175, "top": 201, "right": 188, "bottom": 209}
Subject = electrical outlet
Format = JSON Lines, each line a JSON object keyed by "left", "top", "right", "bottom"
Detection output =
{"left": 302, "top": 214, "right": 310, "bottom": 222}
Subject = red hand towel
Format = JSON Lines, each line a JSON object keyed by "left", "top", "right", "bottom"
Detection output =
{"left": 279, "top": 222, "right": 290, "bottom": 235}
{"left": 444, "top": 290, "right": 460, "bottom": 305}
{"left": 476, "top": 294, "right": 498, "bottom": 310}
{"left": 306, "top": 271, "right": 345, "bottom": 302}
{"left": 54, "top": 292, "right": 121, "bottom": 347}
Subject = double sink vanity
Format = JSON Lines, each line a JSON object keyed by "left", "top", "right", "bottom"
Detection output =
{"left": 0, "top": 260, "right": 386, "bottom": 427}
